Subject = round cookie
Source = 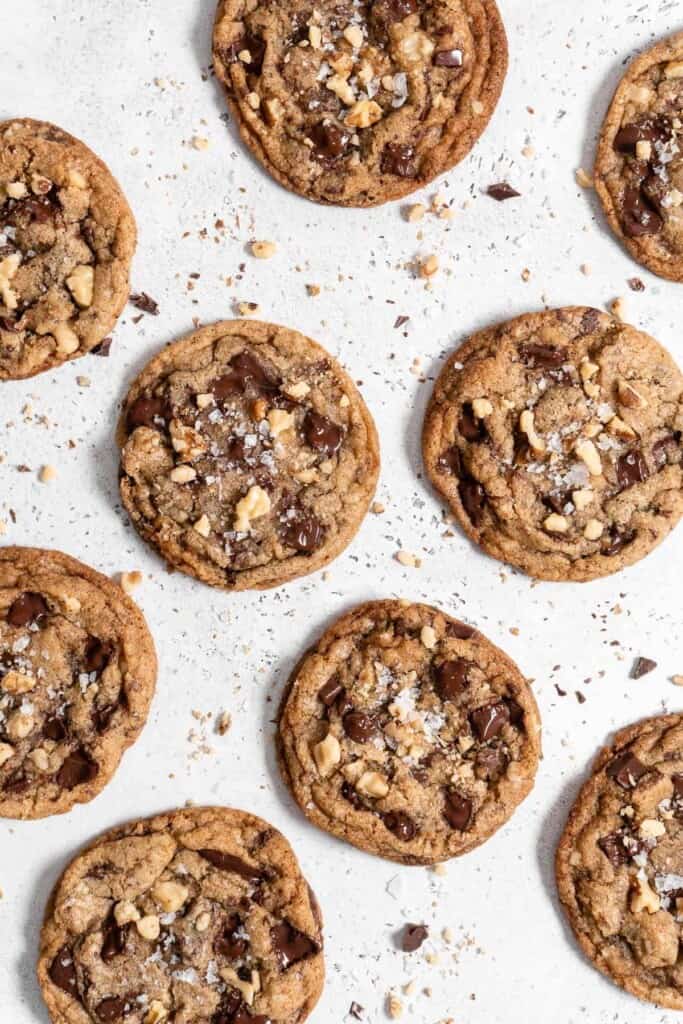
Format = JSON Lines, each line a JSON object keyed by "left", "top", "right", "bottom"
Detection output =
{"left": 422, "top": 307, "right": 683, "bottom": 582}
{"left": 38, "top": 806, "right": 324, "bottom": 1024}
{"left": 212, "top": 0, "right": 507, "bottom": 206}
{"left": 118, "top": 320, "right": 380, "bottom": 591}
{"left": 0, "top": 118, "right": 136, "bottom": 379}
{"left": 556, "top": 714, "right": 683, "bottom": 1010}
{"left": 278, "top": 600, "right": 541, "bottom": 864}
{"left": 0, "top": 547, "right": 156, "bottom": 820}
{"left": 594, "top": 31, "right": 683, "bottom": 282}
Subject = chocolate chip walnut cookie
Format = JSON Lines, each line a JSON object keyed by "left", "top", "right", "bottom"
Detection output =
{"left": 556, "top": 714, "right": 683, "bottom": 1010}
{"left": 212, "top": 0, "right": 507, "bottom": 205}
{"left": 278, "top": 601, "right": 541, "bottom": 864}
{"left": 0, "top": 119, "right": 136, "bottom": 379}
{"left": 595, "top": 31, "right": 683, "bottom": 282}
{"left": 422, "top": 307, "right": 683, "bottom": 582}
{"left": 38, "top": 807, "right": 324, "bottom": 1024}
{"left": 118, "top": 320, "right": 379, "bottom": 591}
{"left": 0, "top": 547, "right": 156, "bottom": 820}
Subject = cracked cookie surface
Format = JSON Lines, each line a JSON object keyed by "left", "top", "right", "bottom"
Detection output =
{"left": 38, "top": 806, "right": 324, "bottom": 1024}
{"left": 0, "top": 119, "right": 136, "bottom": 379}
{"left": 422, "top": 307, "right": 683, "bottom": 582}
{"left": 556, "top": 714, "right": 683, "bottom": 1010}
{"left": 595, "top": 31, "right": 683, "bottom": 282}
{"left": 118, "top": 320, "right": 379, "bottom": 591}
{"left": 278, "top": 600, "right": 541, "bottom": 864}
{"left": 212, "top": 0, "right": 507, "bottom": 206}
{"left": 0, "top": 547, "right": 156, "bottom": 820}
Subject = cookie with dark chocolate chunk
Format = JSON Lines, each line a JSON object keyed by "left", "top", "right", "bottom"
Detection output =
{"left": 118, "top": 320, "right": 379, "bottom": 591}
{"left": 422, "top": 307, "right": 683, "bottom": 582}
{"left": 278, "top": 600, "right": 540, "bottom": 864}
{"left": 0, "top": 547, "right": 156, "bottom": 819}
{"left": 38, "top": 806, "right": 324, "bottom": 1024}
{"left": 211, "top": 0, "right": 508, "bottom": 206}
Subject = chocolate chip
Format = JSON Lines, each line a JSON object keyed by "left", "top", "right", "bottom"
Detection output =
{"left": 271, "top": 921, "right": 318, "bottom": 970}
{"left": 652, "top": 433, "right": 680, "bottom": 468}
{"left": 486, "top": 182, "right": 520, "bottom": 201}
{"left": 198, "top": 849, "right": 263, "bottom": 881}
{"left": 446, "top": 621, "right": 475, "bottom": 640}
{"left": 520, "top": 343, "right": 567, "bottom": 369}
{"left": 475, "top": 745, "right": 509, "bottom": 780}
{"left": 44, "top": 717, "right": 67, "bottom": 741}
{"left": 238, "top": 34, "right": 266, "bottom": 74}
{"left": 434, "top": 49, "right": 463, "bottom": 67}
{"left": 281, "top": 510, "right": 325, "bottom": 553}
{"left": 458, "top": 477, "right": 486, "bottom": 527}
{"left": 303, "top": 410, "right": 343, "bottom": 456}
{"left": 95, "top": 996, "right": 129, "bottom": 1022}
{"left": 630, "top": 656, "right": 657, "bottom": 679}
{"left": 341, "top": 780, "right": 364, "bottom": 809}
{"left": 458, "top": 403, "right": 486, "bottom": 442}
{"left": 318, "top": 675, "right": 343, "bottom": 706}
{"left": 622, "top": 186, "right": 662, "bottom": 237}
{"left": 213, "top": 351, "right": 280, "bottom": 402}
{"left": 616, "top": 448, "right": 649, "bottom": 490}
{"left": 437, "top": 444, "right": 461, "bottom": 476}
{"left": 613, "top": 117, "right": 670, "bottom": 154}
{"left": 215, "top": 913, "right": 249, "bottom": 959}
{"left": 56, "top": 750, "right": 98, "bottom": 789}
{"left": 606, "top": 752, "right": 648, "bottom": 789}
{"left": 92, "top": 337, "right": 113, "bottom": 357}
{"left": 213, "top": 995, "right": 271, "bottom": 1024}
{"left": 93, "top": 703, "right": 119, "bottom": 733}
{"left": 381, "top": 143, "right": 417, "bottom": 178}
{"left": 126, "top": 396, "right": 168, "bottom": 431}
{"left": 49, "top": 946, "right": 79, "bottom": 998}
{"left": 434, "top": 659, "right": 469, "bottom": 700}
{"left": 343, "top": 710, "right": 376, "bottom": 743}
{"left": 101, "top": 919, "right": 126, "bottom": 962}
{"left": 129, "top": 292, "right": 159, "bottom": 315}
{"left": 469, "top": 701, "right": 510, "bottom": 742}
{"left": 310, "top": 122, "right": 350, "bottom": 160}
{"left": 382, "top": 810, "right": 416, "bottom": 841}
{"left": 602, "top": 528, "right": 635, "bottom": 557}
{"left": 598, "top": 832, "right": 630, "bottom": 867}
{"left": 6, "top": 591, "right": 48, "bottom": 627}
{"left": 443, "top": 789, "right": 472, "bottom": 830}
{"left": 372, "top": 0, "right": 418, "bottom": 25}
{"left": 401, "top": 923, "right": 428, "bottom": 952}
{"left": 83, "top": 637, "right": 110, "bottom": 676}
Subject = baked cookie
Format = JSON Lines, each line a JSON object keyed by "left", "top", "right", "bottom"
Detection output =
{"left": 422, "top": 307, "right": 683, "bottom": 582}
{"left": 118, "top": 320, "right": 380, "bottom": 591}
{"left": 38, "top": 806, "right": 324, "bottom": 1024}
{"left": 278, "top": 600, "right": 541, "bottom": 864}
{"left": 594, "top": 31, "right": 683, "bottom": 282}
{"left": 0, "top": 118, "right": 136, "bottom": 379}
{"left": 212, "top": 0, "right": 507, "bottom": 206}
{"left": 556, "top": 714, "right": 683, "bottom": 1010}
{"left": 0, "top": 547, "right": 156, "bottom": 820}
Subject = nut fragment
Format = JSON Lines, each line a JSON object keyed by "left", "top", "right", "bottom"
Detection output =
{"left": 420, "top": 625, "right": 437, "bottom": 649}
{"left": 7, "top": 710, "right": 34, "bottom": 740}
{"left": 66, "top": 265, "right": 94, "bottom": 307}
{"left": 326, "top": 74, "right": 355, "bottom": 105}
{"left": 251, "top": 240, "right": 276, "bottom": 259}
{"left": 170, "top": 465, "right": 197, "bottom": 484}
{"left": 575, "top": 167, "right": 594, "bottom": 188}
{"left": 617, "top": 380, "right": 647, "bottom": 410}
{"left": 583, "top": 518, "right": 603, "bottom": 541}
{"left": 575, "top": 439, "right": 602, "bottom": 476}
{"left": 193, "top": 514, "right": 212, "bottom": 538}
{"left": 234, "top": 485, "right": 271, "bottom": 532}
{"left": 170, "top": 419, "right": 207, "bottom": 461}
{"left": 630, "top": 876, "right": 660, "bottom": 914}
{"left": 419, "top": 254, "right": 439, "bottom": 278}
{"left": 6, "top": 181, "right": 28, "bottom": 199}
{"left": 519, "top": 409, "right": 546, "bottom": 453}
{"left": 345, "top": 99, "right": 382, "bottom": 128}
{"left": 313, "top": 732, "right": 341, "bottom": 777}
{"left": 639, "top": 818, "right": 666, "bottom": 839}
{"left": 120, "top": 570, "right": 143, "bottom": 594}
{"left": 0, "top": 743, "right": 14, "bottom": 768}
{"left": 136, "top": 915, "right": 161, "bottom": 940}
{"left": 52, "top": 323, "right": 80, "bottom": 355}
{"left": 543, "top": 514, "right": 568, "bottom": 534}
{"left": 28, "top": 748, "right": 49, "bottom": 772}
{"left": 283, "top": 380, "right": 310, "bottom": 399}
{"left": 152, "top": 880, "right": 190, "bottom": 913}
{"left": 1, "top": 670, "right": 35, "bottom": 694}
{"left": 144, "top": 1002, "right": 168, "bottom": 1024}
{"left": 399, "top": 31, "right": 435, "bottom": 65}
{"left": 387, "top": 993, "right": 403, "bottom": 1019}
{"left": 607, "top": 415, "right": 636, "bottom": 441}
{"left": 343, "top": 24, "right": 363, "bottom": 48}
{"left": 195, "top": 912, "right": 211, "bottom": 932}
{"left": 356, "top": 771, "right": 389, "bottom": 798}
{"left": 114, "top": 900, "right": 141, "bottom": 926}
{"left": 39, "top": 464, "right": 57, "bottom": 484}
{"left": 471, "top": 398, "right": 493, "bottom": 418}
{"left": 220, "top": 967, "right": 260, "bottom": 1006}
{"left": 572, "top": 489, "right": 593, "bottom": 511}
{"left": 664, "top": 61, "right": 683, "bottom": 79}
{"left": 0, "top": 252, "right": 21, "bottom": 310}
{"left": 267, "top": 408, "right": 294, "bottom": 437}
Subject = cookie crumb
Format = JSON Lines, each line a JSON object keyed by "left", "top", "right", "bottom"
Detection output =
{"left": 395, "top": 550, "right": 420, "bottom": 568}
{"left": 575, "top": 167, "right": 594, "bottom": 188}
{"left": 191, "top": 136, "right": 210, "bottom": 150}
{"left": 216, "top": 711, "right": 232, "bottom": 736}
{"left": 251, "top": 240, "right": 277, "bottom": 259}
{"left": 39, "top": 464, "right": 57, "bottom": 483}
{"left": 119, "top": 570, "right": 143, "bottom": 594}
{"left": 306, "top": 284, "right": 320, "bottom": 296}
{"left": 371, "top": 501, "right": 385, "bottom": 514}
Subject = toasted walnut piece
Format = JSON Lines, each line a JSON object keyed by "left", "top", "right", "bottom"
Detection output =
{"left": 471, "top": 398, "right": 493, "bottom": 418}
{"left": 308, "top": 24, "right": 322, "bottom": 48}
{"left": 120, "top": 570, "right": 143, "bottom": 594}
{"left": 0, "top": 253, "right": 21, "bottom": 310}
{"left": 583, "top": 519, "right": 604, "bottom": 541}
{"left": 39, "top": 464, "right": 57, "bottom": 484}
{"left": 519, "top": 409, "right": 546, "bottom": 453}
{"left": 246, "top": 92, "right": 260, "bottom": 110}
{"left": 630, "top": 876, "right": 660, "bottom": 914}
{"left": 6, "top": 711, "right": 34, "bottom": 740}
{"left": 144, "top": 1002, "right": 168, "bottom": 1024}
{"left": 66, "top": 265, "right": 94, "bottom": 308}
{"left": 0, "top": 743, "right": 14, "bottom": 768}
{"left": 267, "top": 409, "right": 294, "bottom": 437}
{"left": 234, "top": 485, "right": 271, "bottom": 532}
{"left": 406, "top": 203, "right": 426, "bottom": 223}
{"left": 617, "top": 380, "right": 647, "bottom": 409}
{"left": 572, "top": 489, "right": 593, "bottom": 511}
{"left": 170, "top": 465, "right": 197, "bottom": 484}
{"left": 1, "top": 670, "right": 36, "bottom": 694}
{"left": 30, "top": 174, "right": 51, "bottom": 195}
{"left": 196, "top": 392, "right": 214, "bottom": 409}
{"left": 575, "top": 167, "right": 594, "bottom": 188}
{"left": 396, "top": 549, "right": 420, "bottom": 567}
{"left": 326, "top": 74, "right": 355, "bottom": 105}
{"left": 399, "top": 31, "right": 435, "bottom": 65}
{"left": 251, "top": 240, "right": 276, "bottom": 259}
{"left": 67, "top": 169, "right": 88, "bottom": 189}
{"left": 283, "top": 380, "right": 310, "bottom": 399}
{"left": 136, "top": 915, "right": 161, "bottom": 941}
{"left": 114, "top": 900, "right": 141, "bottom": 926}
{"left": 419, "top": 254, "right": 439, "bottom": 278}
{"left": 609, "top": 297, "right": 627, "bottom": 322}
{"left": 356, "top": 770, "right": 389, "bottom": 798}
{"left": 387, "top": 993, "right": 403, "bottom": 1020}
{"left": 544, "top": 514, "right": 568, "bottom": 534}
{"left": 639, "top": 818, "right": 666, "bottom": 839}
{"left": 344, "top": 24, "right": 363, "bottom": 48}
{"left": 29, "top": 748, "right": 50, "bottom": 772}
{"left": 169, "top": 419, "right": 207, "bottom": 461}
{"left": 664, "top": 60, "right": 683, "bottom": 79}
{"left": 220, "top": 967, "right": 259, "bottom": 1006}
{"left": 313, "top": 732, "right": 341, "bottom": 777}
{"left": 193, "top": 514, "right": 212, "bottom": 538}
{"left": 635, "top": 139, "right": 652, "bottom": 161}
{"left": 6, "top": 181, "right": 28, "bottom": 199}
{"left": 575, "top": 439, "right": 602, "bottom": 476}
{"left": 152, "top": 880, "right": 189, "bottom": 913}
{"left": 346, "top": 99, "right": 383, "bottom": 128}
{"left": 420, "top": 625, "right": 437, "bottom": 649}
{"left": 63, "top": 595, "right": 81, "bottom": 613}
{"left": 607, "top": 415, "right": 636, "bottom": 440}
{"left": 51, "top": 323, "right": 80, "bottom": 355}
{"left": 579, "top": 360, "right": 599, "bottom": 382}
{"left": 195, "top": 912, "right": 211, "bottom": 932}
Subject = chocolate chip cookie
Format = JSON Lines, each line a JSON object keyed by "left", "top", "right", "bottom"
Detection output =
{"left": 118, "top": 320, "right": 380, "bottom": 591}
{"left": 556, "top": 714, "right": 683, "bottom": 1010}
{"left": 38, "top": 806, "right": 324, "bottom": 1024}
{"left": 0, "top": 119, "right": 137, "bottom": 379}
{"left": 595, "top": 31, "right": 683, "bottom": 281}
{"left": 212, "top": 0, "right": 507, "bottom": 206}
{"left": 422, "top": 307, "right": 683, "bottom": 582}
{"left": 0, "top": 547, "right": 156, "bottom": 820}
{"left": 278, "top": 600, "right": 541, "bottom": 864}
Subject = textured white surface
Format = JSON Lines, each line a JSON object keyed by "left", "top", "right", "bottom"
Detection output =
{"left": 1, "top": 1, "right": 683, "bottom": 1021}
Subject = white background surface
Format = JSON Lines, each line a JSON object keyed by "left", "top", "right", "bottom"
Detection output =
{"left": 1, "top": 1, "right": 683, "bottom": 1021}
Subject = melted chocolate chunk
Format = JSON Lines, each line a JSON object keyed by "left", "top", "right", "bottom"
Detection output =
{"left": 382, "top": 810, "right": 416, "bottom": 841}
{"left": 446, "top": 621, "right": 475, "bottom": 640}
{"left": 343, "top": 710, "right": 376, "bottom": 743}
{"left": 616, "top": 448, "right": 649, "bottom": 490}
{"left": 598, "top": 831, "right": 630, "bottom": 867}
{"left": 199, "top": 849, "right": 263, "bottom": 881}
{"left": 341, "top": 780, "right": 364, "bottom": 809}
{"left": 44, "top": 716, "right": 67, "bottom": 741}
{"left": 214, "top": 992, "right": 270, "bottom": 1024}
{"left": 621, "top": 186, "right": 663, "bottom": 237}
{"left": 401, "top": 923, "right": 428, "bottom": 952}
{"left": 434, "top": 49, "right": 463, "bottom": 68}
{"left": 281, "top": 509, "right": 325, "bottom": 553}
{"left": 101, "top": 919, "right": 126, "bottom": 963}
{"left": 443, "top": 789, "right": 473, "bottom": 830}
{"left": 95, "top": 996, "right": 129, "bottom": 1022}
{"left": 458, "top": 403, "right": 487, "bottom": 442}
{"left": 437, "top": 444, "right": 461, "bottom": 476}
{"left": 520, "top": 343, "right": 567, "bottom": 369}
{"left": 434, "top": 659, "right": 469, "bottom": 700}
{"left": 602, "top": 528, "right": 635, "bottom": 557}
{"left": 458, "top": 477, "right": 486, "bottom": 527}
{"left": 613, "top": 117, "right": 670, "bottom": 154}
{"left": 372, "top": 0, "right": 417, "bottom": 26}
{"left": 469, "top": 701, "right": 510, "bottom": 742}
{"left": 303, "top": 410, "right": 343, "bottom": 456}
{"left": 606, "top": 752, "right": 648, "bottom": 789}
{"left": 7, "top": 591, "right": 48, "bottom": 627}
{"left": 2, "top": 770, "right": 29, "bottom": 793}
{"left": 56, "top": 750, "right": 98, "bottom": 789}
{"left": 83, "top": 637, "right": 110, "bottom": 676}
{"left": 8, "top": 194, "right": 55, "bottom": 227}
{"left": 652, "top": 432, "right": 680, "bottom": 467}
{"left": 318, "top": 675, "right": 343, "bottom": 706}
{"left": 486, "top": 182, "right": 520, "bottom": 201}
{"left": 93, "top": 702, "right": 119, "bottom": 733}
{"left": 271, "top": 921, "right": 318, "bottom": 970}
{"left": 381, "top": 143, "right": 417, "bottom": 178}
{"left": 126, "top": 396, "right": 168, "bottom": 431}
{"left": 310, "top": 122, "right": 351, "bottom": 160}
{"left": 475, "top": 745, "right": 509, "bottom": 781}
{"left": 213, "top": 352, "right": 280, "bottom": 402}
{"left": 49, "top": 946, "right": 79, "bottom": 999}
{"left": 216, "top": 913, "right": 249, "bottom": 959}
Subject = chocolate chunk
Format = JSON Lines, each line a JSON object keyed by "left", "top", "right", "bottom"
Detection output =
{"left": 606, "top": 752, "right": 648, "bottom": 789}
{"left": 458, "top": 403, "right": 486, "bottom": 442}
{"left": 672, "top": 773, "right": 683, "bottom": 799}
{"left": 101, "top": 919, "right": 126, "bottom": 962}
{"left": 401, "top": 923, "right": 428, "bottom": 952}
{"left": 613, "top": 117, "right": 670, "bottom": 154}
{"left": 602, "top": 528, "right": 635, "bottom": 556}
{"left": 434, "top": 659, "right": 469, "bottom": 700}
{"left": 437, "top": 444, "right": 461, "bottom": 476}
{"left": 372, "top": 0, "right": 418, "bottom": 26}
{"left": 271, "top": 921, "right": 318, "bottom": 970}
{"left": 652, "top": 433, "right": 680, "bottom": 468}
{"left": 239, "top": 34, "right": 266, "bottom": 74}
{"left": 7, "top": 591, "right": 49, "bottom": 627}
{"left": 622, "top": 186, "right": 662, "bottom": 237}
{"left": 341, "top": 780, "right": 364, "bottom": 809}
{"left": 382, "top": 810, "right": 416, "bottom": 841}
{"left": 349, "top": 1003, "right": 364, "bottom": 1020}
{"left": 214, "top": 993, "right": 270, "bottom": 1024}
{"left": 215, "top": 913, "right": 249, "bottom": 959}
{"left": 458, "top": 477, "right": 486, "bottom": 527}
{"left": 0, "top": 316, "right": 19, "bottom": 332}
{"left": 579, "top": 308, "right": 602, "bottom": 336}
{"left": 381, "top": 143, "right": 417, "bottom": 178}
{"left": 310, "top": 122, "right": 350, "bottom": 160}
{"left": 92, "top": 337, "right": 113, "bottom": 357}
{"left": 630, "top": 656, "right": 657, "bottom": 679}
{"left": 49, "top": 946, "right": 79, "bottom": 998}
{"left": 443, "top": 789, "right": 472, "bottom": 830}
{"left": 598, "top": 832, "right": 630, "bottom": 867}
{"left": 520, "top": 343, "right": 567, "bottom": 369}
{"left": 199, "top": 849, "right": 263, "bottom": 881}
{"left": 616, "top": 448, "right": 649, "bottom": 490}
{"left": 83, "top": 637, "right": 110, "bottom": 676}
{"left": 44, "top": 716, "right": 67, "bottom": 741}
{"left": 95, "top": 996, "right": 129, "bottom": 1022}
{"left": 343, "top": 710, "right": 376, "bottom": 743}
{"left": 446, "top": 621, "right": 475, "bottom": 640}
{"left": 213, "top": 352, "right": 280, "bottom": 402}
{"left": 486, "top": 182, "right": 520, "bottom": 201}
{"left": 281, "top": 510, "right": 325, "bottom": 553}
{"left": 56, "top": 750, "right": 98, "bottom": 789}
{"left": 318, "top": 675, "right": 343, "bottom": 706}
{"left": 126, "top": 396, "right": 168, "bottom": 431}
{"left": 469, "top": 701, "right": 510, "bottom": 742}
{"left": 129, "top": 292, "right": 159, "bottom": 315}
{"left": 303, "top": 410, "right": 343, "bottom": 456}
{"left": 2, "top": 770, "right": 29, "bottom": 793}
{"left": 93, "top": 702, "right": 119, "bottom": 733}
{"left": 475, "top": 745, "right": 509, "bottom": 780}
{"left": 434, "top": 49, "right": 463, "bottom": 68}
{"left": 8, "top": 194, "right": 55, "bottom": 226}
